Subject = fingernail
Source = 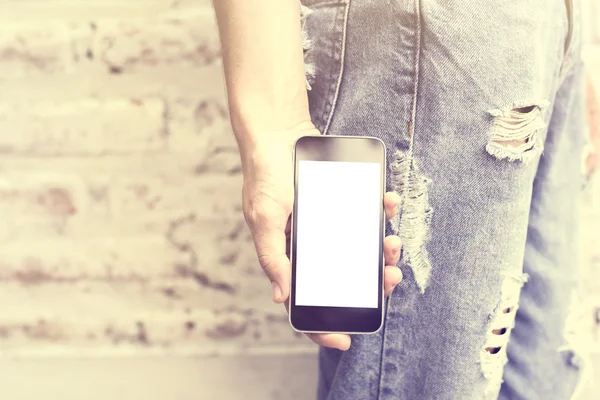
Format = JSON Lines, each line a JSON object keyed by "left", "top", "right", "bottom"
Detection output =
{"left": 272, "top": 281, "right": 282, "bottom": 301}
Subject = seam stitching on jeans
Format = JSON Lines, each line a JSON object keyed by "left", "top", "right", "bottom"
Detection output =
{"left": 320, "top": 5, "right": 340, "bottom": 129}
{"left": 322, "top": 0, "right": 351, "bottom": 135}
{"left": 377, "top": 0, "right": 423, "bottom": 398}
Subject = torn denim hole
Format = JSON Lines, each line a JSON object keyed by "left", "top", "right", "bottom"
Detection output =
{"left": 486, "top": 101, "right": 550, "bottom": 163}
{"left": 480, "top": 272, "right": 529, "bottom": 399}
{"left": 557, "top": 290, "right": 592, "bottom": 400}
{"left": 390, "top": 150, "right": 433, "bottom": 293}
{"left": 300, "top": 5, "right": 315, "bottom": 90}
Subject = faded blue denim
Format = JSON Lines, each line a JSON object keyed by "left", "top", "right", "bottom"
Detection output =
{"left": 301, "top": 0, "right": 586, "bottom": 399}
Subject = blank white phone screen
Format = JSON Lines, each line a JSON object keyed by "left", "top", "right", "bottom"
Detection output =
{"left": 295, "top": 160, "right": 381, "bottom": 308}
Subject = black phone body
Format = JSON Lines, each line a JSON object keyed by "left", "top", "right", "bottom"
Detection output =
{"left": 289, "top": 135, "right": 386, "bottom": 334}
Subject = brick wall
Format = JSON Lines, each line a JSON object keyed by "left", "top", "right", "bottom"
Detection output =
{"left": 0, "top": 0, "right": 305, "bottom": 355}
{"left": 0, "top": 0, "right": 598, "bottom": 358}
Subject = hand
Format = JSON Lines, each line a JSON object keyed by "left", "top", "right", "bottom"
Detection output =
{"left": 241, "top": 123, "right": 403, "bottom": 351}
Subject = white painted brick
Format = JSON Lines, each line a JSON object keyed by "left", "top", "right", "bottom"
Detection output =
{"left": 110, "top": 174, "right": 242, "bottom": 219}
{"left": 0, "top": 1, "right": 173, "bottom": 22}
{"left": 167, "top": 98, "right": 230, "bottom": 151}
{"left": 0, "top": 22, "right": 89, "bottom": 76}
{"left": 0, "top": 67, "right": 226, "bottom": 106}
{"left": 0, "top": 98, "right": 166, "bottom": 155}
{"left": 0, "top": 174, "right": 84, "bottom": 218}
{"left": 0, "top": 173, "right": 93, "bottom": 243}
{"left": 0, "top": 7, "right": 219, "bottom": 75}
{"left": 92, "top": 9, "right": 220, "bottom": 73}
{"left": 167, "top": 98, "right": 242, "bottom": 173}
{"left": 0, "top": 214, "right": 258, "bottom": 280}
{"left": 0, "top": 355, "right": 319, "bottom": 400}
{"left": 0, "top": 280, "right": 297, "bottom": 348}
{"left": 162, "top": 215, "right": 259, "bottom": 274}
{"left": 172, "top": 0, "right": 214, "bottom": 9}
{"left": 0, "top": 169, "right": 246, "bottom": 243}
{"left": 0, "top": 237, "right": 179, "bottom": 279}
{"left": 0, "top": 154, "right": 196, "bottom": 178}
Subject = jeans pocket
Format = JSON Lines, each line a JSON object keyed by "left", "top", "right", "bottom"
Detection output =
{"left": 301, "top": 0, "right": 350, "bottom": 134}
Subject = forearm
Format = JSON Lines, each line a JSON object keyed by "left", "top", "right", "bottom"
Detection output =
{"left": 213, "top": 0, "right": 311, "bottom": 157}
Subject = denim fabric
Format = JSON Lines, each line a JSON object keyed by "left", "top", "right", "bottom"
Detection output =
{"left": 301, "top": 0, "right": 586, "bottom": 399}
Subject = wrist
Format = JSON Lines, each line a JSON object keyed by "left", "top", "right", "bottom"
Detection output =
{"left": 231, "top": 106, "right": 317, "bottom": 155}
{"left": 230, "top": 94, "right": 312, "bottom": 132}
{"left": 234, "top": 120, "right": 319, "bottom": 174}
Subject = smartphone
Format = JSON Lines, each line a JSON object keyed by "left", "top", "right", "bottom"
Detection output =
{"left": 289, "top": 135, "right": 386, "bottom": 334}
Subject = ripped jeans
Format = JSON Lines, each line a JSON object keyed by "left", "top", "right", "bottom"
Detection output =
{"left": 301, "top": 0, "right": 586, "bottom": 399}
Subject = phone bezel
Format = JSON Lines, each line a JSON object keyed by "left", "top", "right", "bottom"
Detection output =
{"left": 289, "top": 135, "right": 386, "bottom": 334}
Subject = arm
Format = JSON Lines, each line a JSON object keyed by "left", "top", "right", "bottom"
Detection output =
{"left": 213, "top": 0, "right": 313, "bottom": 158}
{"left": 213, "top": 0, "right": 317, "bottom": 304}
{"left": 213, "top": 1, "right": 403, "bottom": 350}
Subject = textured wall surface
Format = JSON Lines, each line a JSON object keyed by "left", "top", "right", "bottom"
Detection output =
{"left": 0, "top": 0, "right": 306, "bottom": 355}
{"left": 0, "top": 0, "right": 598, "bottom": 399}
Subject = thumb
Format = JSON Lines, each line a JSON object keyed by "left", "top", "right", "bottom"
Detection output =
{"left": 252, "top": 222, "right": 291, "bottom": 303}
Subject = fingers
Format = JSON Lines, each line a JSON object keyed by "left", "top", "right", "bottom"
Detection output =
{"left": 383, "top": 235, "right": 402, "bottom": 297}
{"left": 246, "top": 206, "right": 291, "bottom": 304}
{"left": 306, "top": 333, "right": 352, "bottom": 351}
{"left": 257, "top": 246, "right": 290, "bottom": 303}
{"left": 384, "top": 265, "right": 403, "bottom": 297}
{"left": 285, "top": 228, "right": 403, "bottom": 351}
{"left": 384, "top": 235, "right": 402, "bottom": 265}
{"left": 255, "top": 229, "right": 290, "bottom": 303}
{"left": 282, "top": 300, "right": 352, "bottom": 351}
{"left": 384, "top": 191, "right": 401, "bottom": 221}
